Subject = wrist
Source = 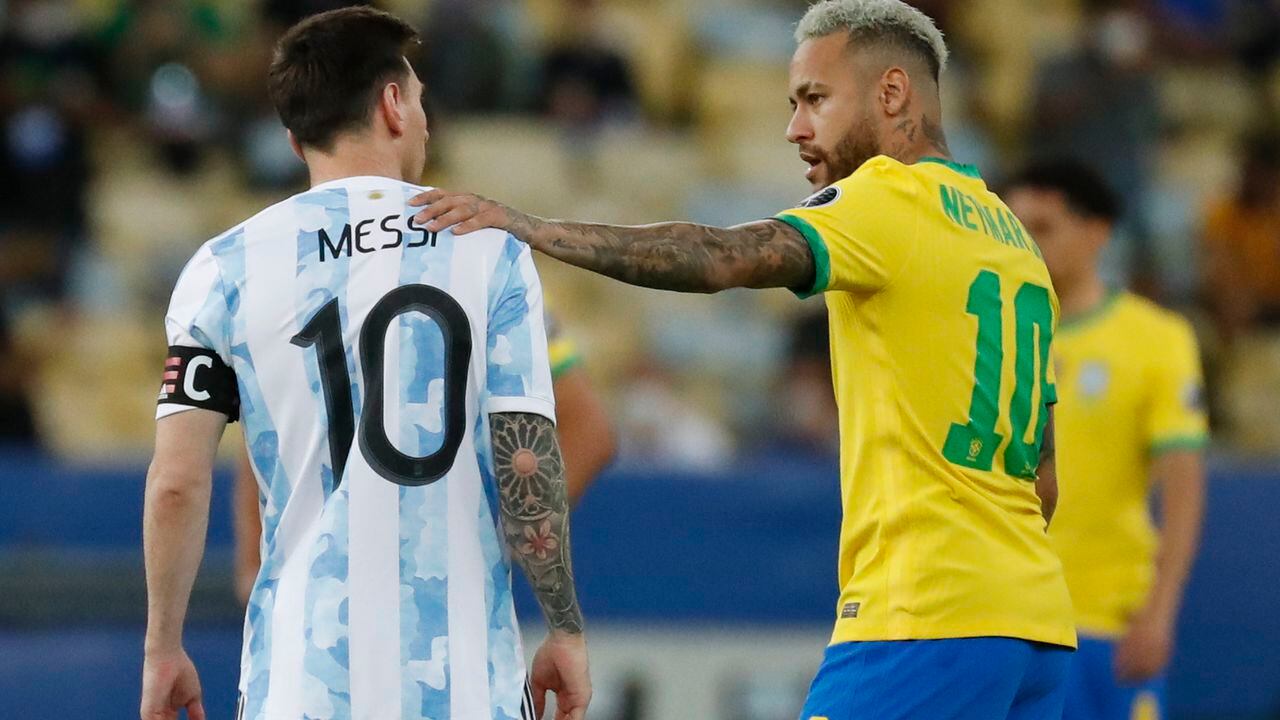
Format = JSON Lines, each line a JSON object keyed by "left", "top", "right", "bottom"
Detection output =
{"left": 144, "top": 630, "right": 183, "bottom": 657}
{"left": 546, "top": 628, "right": 586, "bottom": 643}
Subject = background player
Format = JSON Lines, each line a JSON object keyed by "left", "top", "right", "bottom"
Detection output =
{"left": 235, "top": 313, "right": 615, "bottom": 604}
{"left": 1007, "top": 159, "right": 1208, "bottom": 720}
{"left": 141, "top": 8, "right": 589, "bottom": 720}
{"left": 410, "top": 1, "right": 1076, "bottom": 718}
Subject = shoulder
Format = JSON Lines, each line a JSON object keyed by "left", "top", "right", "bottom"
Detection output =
{"left": 1116, "top": 293, "right": 1198, "bottom": 347}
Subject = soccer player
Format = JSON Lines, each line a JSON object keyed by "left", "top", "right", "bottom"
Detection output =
{"left": 1007, "top": 159, "right": 1208, "bottom": 720}
{"left": 140, "top": 8, "right": 590, "bottom": 720}
{"left": 233, "top": 313, "right": 616, "bottom": 604}
{"left": 412, "top": 1, "right": 1076, "bottom": 718}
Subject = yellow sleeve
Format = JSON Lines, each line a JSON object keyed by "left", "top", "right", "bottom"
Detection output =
{"left": 1145, "top": 319, "right": 1209, "bottom": 453}
{"left": 774, "top": 158, "right": 919, "bottom": 297}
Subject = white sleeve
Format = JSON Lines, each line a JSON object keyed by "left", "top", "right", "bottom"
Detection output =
{"left": 483, "top": 237, "right": 556, "bottom": 422}
{"left": 156, "top": 244, "right": 238, "bottom": 420}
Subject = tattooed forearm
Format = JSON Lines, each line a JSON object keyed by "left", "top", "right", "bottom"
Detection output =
{"left": 508, "top": 213, "right": 815, "bottom": 294}
{"left": 490, "top": 411, "right": 583, "bottom": 634}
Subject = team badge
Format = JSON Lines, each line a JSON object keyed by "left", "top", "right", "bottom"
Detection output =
{"left": 1077, "top": 361, "right": 1109, "bottom": 399}
{"left": 798, "top": 185, "right": 841, "bottom": 208}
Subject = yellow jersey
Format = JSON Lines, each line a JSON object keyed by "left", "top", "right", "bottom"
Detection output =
{"left": 1049, "top": 292, "right": 1208, "bottom": 636}
{"left": 775, "top": 156, "right": 1076, "bottom": 648}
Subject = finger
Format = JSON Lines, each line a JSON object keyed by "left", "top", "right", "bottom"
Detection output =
{"left": 532, "top": 680, "right": 548, "bottom": 719}
{"left": 412, "top": 196, "right": 467, "bottom": 226}
{"left": 187, "top": 699, "right": 207, "bottom": 720}
{"left": 452, "top": 216, "right": 497, "bottom": 235}
{"left": 425, "top": 206, "right": 478, "bottom": 233}
{"left": 407, "top": 188, "right": 447, "bottom": 207}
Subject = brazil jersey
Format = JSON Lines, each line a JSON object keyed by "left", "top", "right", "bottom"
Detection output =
{"left": 1049, "top": 292, "right": 1208, "bottom": 636}
{"left": 775, "top": 156, "right": 1076, "bottom": 648}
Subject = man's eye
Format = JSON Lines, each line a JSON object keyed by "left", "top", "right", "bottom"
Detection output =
{"left": 808, "top": 94, "right": 824, "bottom": 105}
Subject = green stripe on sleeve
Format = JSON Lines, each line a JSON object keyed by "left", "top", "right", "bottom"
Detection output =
{"left": 1150, "top": 434, "right": 1209, "bottom": 455}
{"left": 550, "top": 353, "right": 582, "bottom": 379}
{"left": 775, "top": 213, "right": 831, "bottom": 299}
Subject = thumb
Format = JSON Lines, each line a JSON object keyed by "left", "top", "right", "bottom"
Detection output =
{"left": 187, "top": 698, "right": 206, "bottom": 720}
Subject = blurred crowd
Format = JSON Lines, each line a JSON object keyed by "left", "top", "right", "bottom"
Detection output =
{"left": 2, "top": 0, "right": 1280, "bottom": 462}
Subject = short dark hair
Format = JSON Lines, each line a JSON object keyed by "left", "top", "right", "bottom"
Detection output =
{"left": 1006, "top": 158, "right": 1122, "bottom": 222}
{"left": 268, "top": 6, "right": 420, "bottom": 151}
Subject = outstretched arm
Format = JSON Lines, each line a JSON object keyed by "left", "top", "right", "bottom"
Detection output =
{"left": 411, "top": 191, "right": 815, "bottom": 294}
{"left": 490, "top": 411, "right": 590, "bottom": 719}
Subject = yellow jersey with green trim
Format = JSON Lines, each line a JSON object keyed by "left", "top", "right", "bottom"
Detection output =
{"left": 774, "top": 155, "right": 1076, "bottom": 648}
{"left": 1048, "top": 292, "right": 1208, "bottom": 636}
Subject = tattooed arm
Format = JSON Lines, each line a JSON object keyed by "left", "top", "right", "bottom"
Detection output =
{"left": 491, "top": 411, "right": 590, "bottom": 718}
{"left": 411, "top": 192, "right": 815, "bottom": 294}
{"left": 491, "top": 411, "right": 583, "bottom": 632}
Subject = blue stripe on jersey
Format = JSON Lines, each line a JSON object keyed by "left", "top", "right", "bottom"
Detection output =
{"left": 294, "top": 187, "right": 355, "bottom": 714}
{"left": 397, "top": 188, "right": 456, "bottom": 719}
{"left": 481, "top": 235, "right": 533, "bottom": 718}
{"left": 486, "top": 236, "right": 535, "bottom": 399}
{"left": 208, "top": 228, "right": 281, "bottom": 718}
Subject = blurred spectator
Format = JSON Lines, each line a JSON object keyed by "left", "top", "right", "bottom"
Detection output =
{"left": 1029, "top": 0, "right": 1160, "bottom": 286}
{"left": 0, "top": 0, "right": 100, "bottom": 302}
{"left": 99, "top": 1, "right": 236, "bottom": 174}
{"left": 616, "top": 359, "right": 733, "bottom": 471}
{"left": 537, "top": 0, "right": 637, "bottom": 124}
{"left": 419, "top": 0, "right": 510, "bottom": 114}
{"left": 0, "top": 304, "right": 39, "bottom": 446}
{"left": 766, "top": 307, "right": 838, "bottom": 458}
{"left": 1202, "top": 132, "right": 1280, "bottom": 338}
{"left": 1201, "top": 131, "right": 1280, "bottom": 452}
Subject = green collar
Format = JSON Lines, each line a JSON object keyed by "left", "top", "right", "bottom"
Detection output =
{"left": 918, "top": 156, "right": 982, "bottom": 179}
{"left": 1059, "top": 290, "right": 1121, "bottom": 332}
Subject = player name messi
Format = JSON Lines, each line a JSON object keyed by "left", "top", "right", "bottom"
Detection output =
{"left": 318, "top": 214, "right": 438, "bottom": 262}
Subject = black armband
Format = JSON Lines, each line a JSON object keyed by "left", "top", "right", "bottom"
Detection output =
{"left": 157, "top": 346, "right": 240, "bottom": 421}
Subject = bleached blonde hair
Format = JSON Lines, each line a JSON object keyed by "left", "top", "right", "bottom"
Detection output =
{"left": 795, "top": 0, "right": 949, "bottom": 78}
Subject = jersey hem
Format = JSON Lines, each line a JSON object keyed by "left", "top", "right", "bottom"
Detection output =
{"left": 828, "top": 622, "right": 1078, "bottom": 650}
{"left": 485, "top": 395, "right": 557, "bottom": 424}
{"left": 775, "top": 213, "right": 830, "bottom": 298}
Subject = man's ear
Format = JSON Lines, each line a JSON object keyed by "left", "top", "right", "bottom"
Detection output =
{"left": 379, "top": 82, "right": 406, "bottom": 137}
{"left": 287, "top": 129, "right": 306, "bottom": 163}
{"left": 879, "top": 67, "right": 912, "bottom": 116}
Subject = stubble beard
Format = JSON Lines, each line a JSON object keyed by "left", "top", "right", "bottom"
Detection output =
{"left": 824, "top": 116, "right": 880, "bottom": 187}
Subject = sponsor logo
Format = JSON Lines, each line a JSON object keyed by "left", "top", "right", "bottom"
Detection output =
{"left": 799, "top": 185, "right": 841, "bottom": 209}
{"left": 841, "top": 602, "right": 860, "bottom": 619}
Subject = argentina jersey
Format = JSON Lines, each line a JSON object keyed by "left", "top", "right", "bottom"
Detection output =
{"left": 157, "top": 176, "right": 555, "bottom": 720}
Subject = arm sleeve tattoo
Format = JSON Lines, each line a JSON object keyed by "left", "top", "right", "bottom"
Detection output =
{"left": 514, "top": 216, "right": 816, "bottom": 294}
{"left": 490, "top": 411, "right": 583, "bottom": 634}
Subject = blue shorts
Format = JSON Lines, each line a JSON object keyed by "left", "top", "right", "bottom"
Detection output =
{"left": 1063, "top": 634, "right": 1166, "bottom": 720}
{"left": 799, "top": 637, "right": 1073, "bottom": 720}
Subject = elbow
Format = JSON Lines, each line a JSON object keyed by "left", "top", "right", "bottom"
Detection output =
{"left": 145, "top": 463, "right": 212, "bottom": 508}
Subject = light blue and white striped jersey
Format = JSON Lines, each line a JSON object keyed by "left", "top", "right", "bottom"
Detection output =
{"left": 157, "top": 176, "right": 555, "bottom": 720}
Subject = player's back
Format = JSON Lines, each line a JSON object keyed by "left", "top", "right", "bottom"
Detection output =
{"left": 776, "top": 156, "right": 1075, "bottom": 649}
{"left": 166, "top": 176, "right": 552, "bottom": 720}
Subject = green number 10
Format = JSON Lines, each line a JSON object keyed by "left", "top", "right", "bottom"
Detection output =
{"left": 942, "top": 270, "right": 1055, "bottom": 480}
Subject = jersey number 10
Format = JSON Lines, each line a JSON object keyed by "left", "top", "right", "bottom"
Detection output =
{"left": 293, "top": 284, "right": 471, "bottom": 489}
{"left": 942, "top": 270, "right": 1054, "bottom": 480}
